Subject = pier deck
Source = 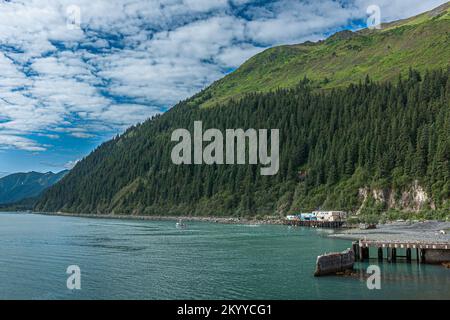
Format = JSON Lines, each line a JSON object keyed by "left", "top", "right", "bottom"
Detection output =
{"left": 353, "top": 239, "right": 450, "bottom": 264}
{"left": 284, "top": 220, "right": 344, "bottom": 229}
{"left": 359, "top": 240, "right": 449, "bottom": 250}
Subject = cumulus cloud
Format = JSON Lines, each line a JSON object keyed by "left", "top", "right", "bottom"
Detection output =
{"left": 64, "top": 159, "right": 79, "bottom": 169}
{"left": 0, "top": 0, "right": 447, "bottom": 152}
{"left": 0, "top": 134, "right": 46, "bottom": 152}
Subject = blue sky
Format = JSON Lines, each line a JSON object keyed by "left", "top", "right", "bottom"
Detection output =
{"left": 0, "top": 0, "right": 447, "bottom": 174}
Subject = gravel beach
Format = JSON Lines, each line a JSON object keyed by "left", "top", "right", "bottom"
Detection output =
{"left": 330, "top": 221, "right": 450, "bottom": 243}
{"left": 31, "top": 211, "right": 284, "bottom": 225}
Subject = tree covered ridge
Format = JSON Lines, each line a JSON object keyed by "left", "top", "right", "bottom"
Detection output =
{"left": 35, "top": 68, "right": 450, "bottom": 219}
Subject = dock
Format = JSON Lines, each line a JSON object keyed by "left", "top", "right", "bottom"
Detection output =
{"left": 284, "top": 220, "right": 344, "bottom": 229}
{"left": 352, "top": 240, "right": 450, "bottom": 264}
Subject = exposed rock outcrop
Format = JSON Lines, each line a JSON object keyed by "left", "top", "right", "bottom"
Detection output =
{"left": 357, "top": 180, "right": 435, "bottom": 214}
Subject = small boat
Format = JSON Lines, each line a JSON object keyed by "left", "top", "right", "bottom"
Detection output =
{"left": 176, "top": 219, "right": 187, "bottom": 229}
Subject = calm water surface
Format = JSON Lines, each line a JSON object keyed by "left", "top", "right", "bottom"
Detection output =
{"left": 0, "top": 212, "right": 449, "bottom": 299}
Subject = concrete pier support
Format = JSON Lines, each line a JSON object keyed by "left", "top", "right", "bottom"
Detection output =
{"left": 423, "top": 249, "right": 450, "bottom": 264}
{"left": 359, "top": 244, "right": 365, "bottom": 262}
{"left": 387, "top": 248, "right": 392, "bottom": 262}
{"left": 391, "top": 248, "right": 397, "bottom": 262}
{"left": 361, "top": 247, "right": 369, "bottom": 261}
{"left": 314, "top": 249, "right": 355, "bottom": 276}
{"left": 406, "top": 248, "right": 412, "bottom": 263}
{"left": 378, "top": 247, "right": 383, "bottom": 261}
{"left": 419, "top": 249, "right": 426, "bottom": 264}
{"left": 352, "top": 242, "right": 359, "bottom": 261}
{"left": 358, "top": 244, "right": 369, "bottom": 262}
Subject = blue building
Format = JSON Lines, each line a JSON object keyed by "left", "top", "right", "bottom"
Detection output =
{"left": 300, "top": 213, "right": 317, "bottom": 221}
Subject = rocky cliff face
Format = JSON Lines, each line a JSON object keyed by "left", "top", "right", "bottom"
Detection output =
{"left": 357, "top": 181, "right": 435, "bottom": 213}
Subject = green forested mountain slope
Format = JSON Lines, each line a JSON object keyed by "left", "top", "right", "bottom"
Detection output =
{"left": 36, "top": 69, "right": 449, "bottom": 219}
{"left": 35, "top": 5, "right": 450, "bottom": 220}
{"left": 0, "top": 171, "right": 68, "bottom": 205}
{"left": 192, "top": 2, "right": 450, "bottom": 108}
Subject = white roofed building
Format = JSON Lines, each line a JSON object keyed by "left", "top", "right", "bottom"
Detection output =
{"left": 312, "top": 211, "right": 347, "bottom": 222}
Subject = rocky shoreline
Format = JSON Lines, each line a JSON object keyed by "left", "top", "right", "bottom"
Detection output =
{"left": 9, "top": 212, "right": 450, "bottom": 245}
{"left": 330, "top": 221, "right": 450, "bottom": 244}
{"left": 32, "top": 211, "right": 285, "bottom": 225}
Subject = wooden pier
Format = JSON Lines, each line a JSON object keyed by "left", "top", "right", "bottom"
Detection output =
{"left": 352, "top": 240, "right": 450, "bottom": 264}
{"left": 285, "top": 220, "right": 344, "bottom": 229}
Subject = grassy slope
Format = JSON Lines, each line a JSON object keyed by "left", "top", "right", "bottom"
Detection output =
{"left": 191, "top": 2, "right": 449, "bottom": 108}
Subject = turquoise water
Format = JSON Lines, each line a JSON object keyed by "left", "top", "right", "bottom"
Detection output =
{"left": 0, "top": 212, "right": 448, "bottom": 300}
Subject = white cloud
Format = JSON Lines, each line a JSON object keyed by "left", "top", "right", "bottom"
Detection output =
{"left": 216, "top": 44, "right": 262, "bottom": 68}
{"left": 0, "top": 0, "right": 447, "bottom": 152}
{"left": 0, "top": 134, "right": 46, "bottom": 152}
{"left": 64, "top": 159, "right": 79, "bottom": 169}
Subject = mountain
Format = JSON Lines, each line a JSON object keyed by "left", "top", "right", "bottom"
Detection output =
{"left": 0, "top": 172, "right": 10, "bottom": 178}
{"left": 192, "top": 2, "right": 449, "bottom": 108}
{"left": 0, "top": 171, "right": 68, "bottom": 205}
{"left": 35, "top": 4, "right": 450, "bottom": 221}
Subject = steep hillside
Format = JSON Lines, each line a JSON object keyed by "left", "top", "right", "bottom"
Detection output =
{"left": 36, "top": 69, "right": 449, "bottom": 219}
{"left": 35, "top": 4, "right": 450, "bottom": 221}
{"left": 191, "top": 2, "right": 449, "bottom": 108}
{"left": 0, "top": 171, "right": 68, "bottom": 205}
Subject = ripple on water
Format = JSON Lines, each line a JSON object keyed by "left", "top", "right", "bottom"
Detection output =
{"left": 0, "top": 213, "right": 449, "bottom": 299}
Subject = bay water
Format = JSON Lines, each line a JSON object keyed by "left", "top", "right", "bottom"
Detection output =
{"left": 0, "top": 212, "right": 448, "bottom": 299}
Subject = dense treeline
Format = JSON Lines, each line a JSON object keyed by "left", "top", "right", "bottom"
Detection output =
{"left": 36, "top": 69, "right": 450, "bottom": 219}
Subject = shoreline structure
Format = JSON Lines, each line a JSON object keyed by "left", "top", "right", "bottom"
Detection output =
{"left": 329, "top": 220, "right": 450, "bottom": 243}
{"left": 5, "top": 211, "right": 450, "bottom": 266}
{"left": 30, "top": 211, "right": 286, "bottom": 225}
{"left": 5, "top": 211, "right": 450, "bottom": 246}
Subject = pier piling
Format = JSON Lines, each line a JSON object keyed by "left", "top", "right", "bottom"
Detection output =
{"left": 359, "top": 245, "right": 364, "bottom": 262}
{"left": 352, "top": 242, "right": 359, "bottom": 261}
{"left": 284, "top": 220, "right": 344, "bottom": 228}
{"left": 356, "top": 240, "right": 449, "bottom": 264}
{"left": 419, "top": 249, "right": 426, "bottom": 264}
{"left": 358, "top": 243, "right": 369, "bottom": 262}
{"left": 378, "top": 247, "right": 383, "bottom": 261}
{"left": 406, "top": 248, "right": 412, "bottom": 263}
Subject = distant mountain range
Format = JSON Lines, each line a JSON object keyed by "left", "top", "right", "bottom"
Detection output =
{"left": 0, "top": 171, "right": 68, "bottom": 205}
{"left": 0, "top": 172, "right": 10, "bottom": 178}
